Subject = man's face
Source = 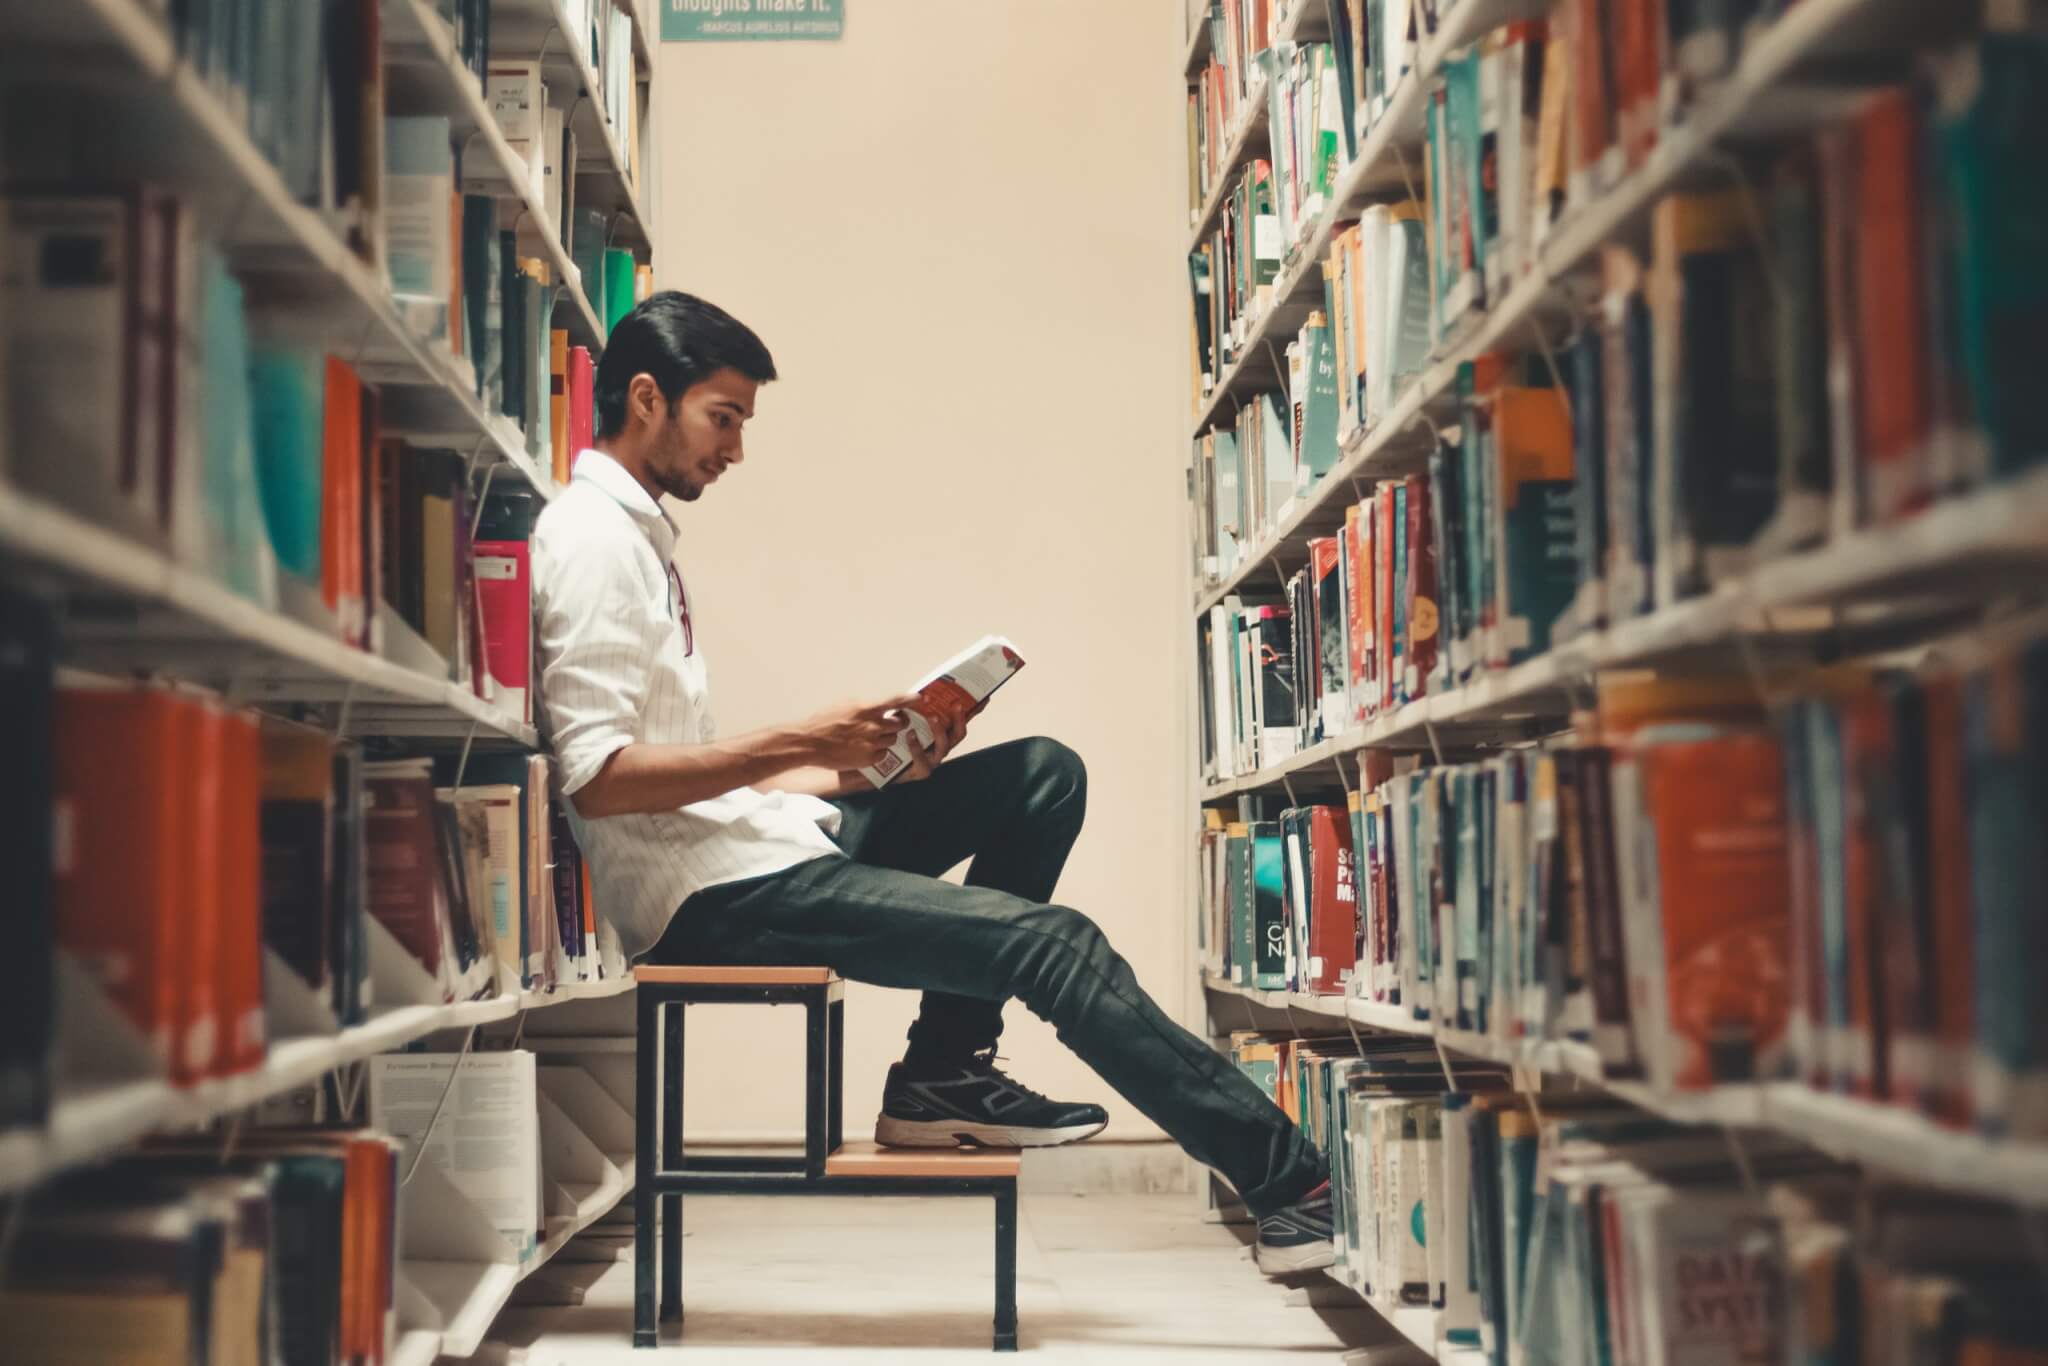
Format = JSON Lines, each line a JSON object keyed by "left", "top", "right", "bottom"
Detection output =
{"left": 643, "top": 367, "right": 758, "bottom": 503}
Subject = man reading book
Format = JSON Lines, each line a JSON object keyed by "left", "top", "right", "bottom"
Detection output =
{"left": 530, "top": 292, "right": 1333, "bottom": 1273}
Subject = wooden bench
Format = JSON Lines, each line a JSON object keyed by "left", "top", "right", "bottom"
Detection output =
{"left": 632, "top": 965, "right": 1020, "bottom": 1352}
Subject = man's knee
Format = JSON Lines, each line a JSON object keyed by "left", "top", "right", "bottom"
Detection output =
{"left": 1016, "top": 736, "right": 1086, "bottom": 809}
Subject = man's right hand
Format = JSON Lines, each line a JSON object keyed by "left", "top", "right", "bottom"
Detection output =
{"left": 797, "top": 694, "right": 925, "bottom": 772}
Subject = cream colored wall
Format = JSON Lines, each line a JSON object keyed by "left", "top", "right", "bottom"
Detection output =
{"left": 647, "top": 0, "right": 1193, "bottom": 1142}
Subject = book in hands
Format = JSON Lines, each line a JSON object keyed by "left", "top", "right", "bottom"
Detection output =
{"left": 859, "top": 635, "right": 1026, "bottom": 789}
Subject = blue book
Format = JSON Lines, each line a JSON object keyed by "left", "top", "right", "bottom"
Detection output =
{"left": 198, "top": 246, "right": 277, "bottom": 606}
{"left": 247, "top": 342, "right": 325, "bottom": 583}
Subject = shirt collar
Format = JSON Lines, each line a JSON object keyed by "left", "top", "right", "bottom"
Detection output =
{"left": 573, "top": 449, "right": 678, "bottom": 559}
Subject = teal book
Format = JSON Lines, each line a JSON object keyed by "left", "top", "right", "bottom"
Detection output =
{"left": 1391, "top": 211, "right": 1434, "bottom": 389}
{"left": 1453, "top": 770, "right": 1481, "bottom": 1032}
{"left": 1938, "top": 33, "right": 2048, "bottom": 478}
{"left": 1494, "top": 387, "right": 1578, "bottom": 662}
{"left": 571, "top": 205, "right": 609, "bottom": 311}
{"left": 1457, "top": 364, "right": 1489, "bottom": 681}
{"left": 1450, "top": 51, "right": 1486, "bottom": 297}
{"left": 1498, "top": 1119, "right": 1540, "bottom": 1366}
{"left": 247, "top": 342, "right": 325, "bottom": 583}
{"left": 1300, "top": 319, "right": 1340, "bottom": 480}
{"left": 603, "top": 247, "right": 637, "bottom": 333}
{"left": 461, "top": 195, "right": 497, "bottom": 399}
{"left": 526, "top": 274, "right": 550, "bottom": 463}
{"left": 198, "top": 247, "right": 277, "bottom": 606}
{"left": 1251, "top": 821, "right": 1289, "bottom": 990}
{"left": 1226, "top": 824, "right": 1251, "bottom": 984}
{"left": 1962, "top": 641, "right": 2048, "bottom": 1134}
{"left": 1391, "top": 480, "right": 1409, "bottom": 700}
{"left": 499, "top": 230, "right": 524, "bottom": 425}
{"left": 1261, "top": 392, "right": 1293, "bottom": 518}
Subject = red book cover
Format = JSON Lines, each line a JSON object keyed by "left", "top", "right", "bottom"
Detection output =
{"left": 1632, "top": 729, "right": 1792, "bottom": 1091}
{"left": 568, "top": 345, "right": 594, "bottom": 469}
{"left": 218, "top": 709, "right": 267, "bottom": 1075}
{"left": 1307, "top": 804, "right": 1355, "bottom": 995}
{"left": 1354, "top": 500, "right": 1376, "bottom": 720}
{"left": 1345, "top": 504, "right": 1369, "bottom": 724}
{"left": 1840, "top": 688, "right": 1892, "bottom": 1098}
{"left": 473, "top": 539, "right": 532, "bottom": 724}
{"left": 1853, "top": 89, "right": 1933, "bottom": 524}
{"left": 1922, "top": 675, "right": 1974, "bottom": 1127}
{"left": 1376, "top": 486, "right": 1396, "bottom": 714}
{"left": 1816, "top": 123, "right": 1864, "bottom": 534}
{"left": 1569, "top": 0, "right": 1616, "bottom": 193}
{"left": 322, "top": 358, "right": 364, "bottom": 644}
{"left": 53, "top": 686, "right": 185, "bottom": 1075}
{"left": 1405, "top": 474, "right": 1439, "bottom": 700}
{"left": 1613, "top": 0, "right": 1662, "bottom": 170}
{"left": 174, "top": 699, "right": 224, "bottom": 1087}
{"left": 362, "top": 759, "right": 453, "bottom": 991}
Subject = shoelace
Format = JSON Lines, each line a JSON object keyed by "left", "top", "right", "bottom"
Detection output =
{"left": 967, "top": 1049, "right": 1053, "bottom": 1105}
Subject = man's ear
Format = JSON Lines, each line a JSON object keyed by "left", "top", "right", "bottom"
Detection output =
{"left": 630, "top": 373, "right": 661, "bottom": 427}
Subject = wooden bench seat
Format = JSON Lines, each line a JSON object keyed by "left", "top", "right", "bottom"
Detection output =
{"left": 634, "top": 965, "right": 839, "bottom": 986}
{"left": 824, "top": 1140, "right": 1023, "bottom": 1180}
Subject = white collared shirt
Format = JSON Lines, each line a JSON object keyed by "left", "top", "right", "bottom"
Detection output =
{"left": 530, "top": 450, "right": 842, "bottom": 959}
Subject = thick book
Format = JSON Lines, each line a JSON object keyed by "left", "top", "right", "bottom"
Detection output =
{"left": 860, "top": 636, "right": 1027, "bottom": 789}
{"left": 473, "top": 537, "right": 532, "bottom": 724}
{"left": 362, "top": 758, "right": 460, "bottom": 999}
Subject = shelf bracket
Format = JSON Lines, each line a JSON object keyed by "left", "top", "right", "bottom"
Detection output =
{"left": 452, "top": 719, "right": 481, "bottom": 789}
{"left": 403, "top": 1023, "right": 479, "bottom": 1185}
{"left": 470, "top": 463, "right": 502, "bottom": 542}
{"left": 1281, "top": 773, "right": 1299, "bottom": 808}
{"left": 1434, "top": 1036, "right": 1460, "bottom": 1094}
{"left": 1422, "top": 717, "right": 1446, "bottom": 767}
{"left": 335, "top": 681, "right": 360, "bottom": 740}
{"left": 1721, "top": 1124, "right": 1761, "bottom": 1200}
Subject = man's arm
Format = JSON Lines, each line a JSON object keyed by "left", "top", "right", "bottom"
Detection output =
{"left": 570, "top": 696, "right": 924, "bottom": 818}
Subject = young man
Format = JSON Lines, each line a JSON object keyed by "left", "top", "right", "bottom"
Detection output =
{"left": 530, "top": 292, "right": 1334, "bottom": 1273}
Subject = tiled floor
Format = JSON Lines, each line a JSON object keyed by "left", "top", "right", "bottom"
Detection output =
{"left": 486, "top": 1193, "right": 1431, "bottom": 1363}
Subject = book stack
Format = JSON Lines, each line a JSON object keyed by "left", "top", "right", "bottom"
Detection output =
{"left": 1321, "top": 202, "right": 1432, "bottom": 446}
{"left": 1257, "top": 42, "right": 1346, "bottom": 257}
{"left": 1189, "top": 160, "right": 1281, "bottom": 390}
{"left": 1188, "top": 1, "right": 1281, "bottom": 216}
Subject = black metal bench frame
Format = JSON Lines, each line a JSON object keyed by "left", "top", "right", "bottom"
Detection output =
{"left": 633, "top": 975, "right": 1020, "bottom": 1351}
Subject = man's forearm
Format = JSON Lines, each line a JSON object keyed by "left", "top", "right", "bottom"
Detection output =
{"left": 766, "top": 766, "right": 863, "bottom": 801}
{"left": 572, "top": 726, "right": 817, "bottom": 818}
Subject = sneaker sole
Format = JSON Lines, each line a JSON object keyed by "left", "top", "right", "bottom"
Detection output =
{"left": 1254, "top": 1240, "right": 1337, "bottom": 1276}
{"left": 873, "top": 1115, "right": 1108, "bottom": 1149}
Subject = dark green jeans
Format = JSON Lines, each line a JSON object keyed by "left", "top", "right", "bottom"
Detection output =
{"left": 646, "top": 736, "right": 1326, "bottom": 1217}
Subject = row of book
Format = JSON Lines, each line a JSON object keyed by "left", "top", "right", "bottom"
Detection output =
{"left": 1205, "top": 628, "right": 2048, "bottom": 1134}
{"left": 1242, "top": 1037, "right": 2048, "bottom": 1366}
{"left": 1, "top": 1052, "right": 636, "bottom": 1364}
{"left": 0, "top": 588, "right": 609, "bottom": 1134}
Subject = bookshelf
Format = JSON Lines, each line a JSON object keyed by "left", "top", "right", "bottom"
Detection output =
{"left": 1, "top": 0, "right": 658, "bottom": 1359}
{"left": 1186, "top": 0, "right": 2048, "bottom": 1359}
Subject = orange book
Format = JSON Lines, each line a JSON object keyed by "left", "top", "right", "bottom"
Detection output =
{"left": 1618, "top": 727, "right": 1791, "bottom": 1091}
{"left": 1354, "top": 498, "right": 1375, "bottom": 718}
{"left": 1853, "top": 89, "right": 1933, "bottom": 524}
{"left": 1346, "top": 502, "right": 1369, "bottom": 723}
{"left": 52, "top": 686, "right": 186, "bottom": 1074}
{"left": 1375, "top": 485, "right": 1396, "bottom": 714}
{"left": 581, "top": 858, "right": 596, "bottom": 972}
{"left": 1535, "top": 22, "right": 1573, "bottom": 229}
{"left": 1613, "top": 0, "right": 1664, "bottom": 169}
{"left": 549, "top": 328, "right": 571, "bottom": 485}
{"left": 218, "top": 710, "right": 267, "bottom": 1075}
{"left": 358, "top": 382, "right": 383, "bottom": 654}
{"left": 322, "top": 358, "right": 364, "bottom": 644}
{"left": 174, "top": 698, "right": 225, "bottom": 1087}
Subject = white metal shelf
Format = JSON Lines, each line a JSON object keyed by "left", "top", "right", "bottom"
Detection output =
{"left": 1196, "top": 464, "right": 2048, "bottom": 799}
{"left": 489, "top": 0, "right": 655, "bottom": 253}
{"left": 0, "top": 982, "right": 640, "bottom": 1198}
{"left": 0, "top": 485, "right": 542, "bottom": 746}
{"left": 384, "top": 0, "right": 609, "bottom": 351}
{"left": 1203, "top": 974, "right": 2048, "bottom": 1207}
{"left": 1, "top": 0, "right": 562, "bottom": 502}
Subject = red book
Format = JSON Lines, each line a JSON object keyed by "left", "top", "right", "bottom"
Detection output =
{"left": 473, "top": 539, "right": 532, "bottom": 724}
{"left": 1853, "top": 89, "right": 1933, "bottom": 524}
{"left": 362, "top": 759, "right": 455, "bottom": 994}
{"left": 1376, "top": 486, "right": 1396, "bottom": 714}
{"left": 1922, "top": 675, "right": 1974, "bottom": 1127}
{"left": 53, "top": 686, "right": 187, "bottom": 1077}
{"left": 568, "top": 345, "right": 594, "bottom": 470}
{"left": 1353, "top": 501, "right": 1376, "bottom": 720}
{"left": 1345, "top": 504, "right": 1369, "bottom": 725}
{"left": 1840, "top": 688, "right": 1893, "bottom": 1099}
{"left": 174, "top": 699, "right": 224, "bottom": 1087}
{"left": 217, "top": 709, "right": 267, "bottom": 1075}
{"left": 1306, "top": 804, "right": 1355, "bottom": 996}
{"left": 1569, "top": 0, "right": 1617, "bottom": 199}
{"left": 359, "top": 383, "right": 383, "bottom": 653}
{"left": 1405, "top": 474, "right": 1439, "bottom": 700}
{"left": 322, "top": 358, "right": 365, "bottom": 644}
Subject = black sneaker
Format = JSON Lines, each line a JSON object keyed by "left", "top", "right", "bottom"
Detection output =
{"left": 874, "top": 1050, "right": 1109, "bottom": 1149}
{"left": 1254, "top": 1179, "right": 1336, "bottom": 1275}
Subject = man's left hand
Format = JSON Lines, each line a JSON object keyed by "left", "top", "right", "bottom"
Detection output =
{"left": 838, "top": 703, "right": 971, "bottom": 790}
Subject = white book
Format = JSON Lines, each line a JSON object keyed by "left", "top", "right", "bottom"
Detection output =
{"left": 860, "top": 636, "right": 1026, "bottom": 789}
{"left": 369, "top": 1050, "right": 542, "bottom": 1260}
{"left": 540, "top": 104, "right": 567, "bottom": 235}
{"left": 487, "top": 63, "right": 548, "bottom": 202}
{"left": 385, "top": 117, "right": 454, "bottom": 332}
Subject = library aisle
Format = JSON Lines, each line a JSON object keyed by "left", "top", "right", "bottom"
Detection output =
{"left": 489, "top": 1193, "right": 1423, "bottom": 1363}
{"left": 9, "top": 0, "right": 2048, "bottom": 1362}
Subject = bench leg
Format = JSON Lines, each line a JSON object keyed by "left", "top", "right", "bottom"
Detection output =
{"left": 993, "top": 1181, "right": 1018, "bottom": 1351}
{"left": 661, "top": 1001, "right": 684, "bottom": 1323}
{"left": 634, "top": 991, "right": 659, "bottom": 1348}
{"left": 804, "top": 993, "right": 828, "bottom": 1180}
{"left": 828, "top": 997, "right": 845, "bottom": 1154}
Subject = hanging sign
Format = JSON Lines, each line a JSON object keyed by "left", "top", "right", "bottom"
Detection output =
{"left": 662, "top": 0, "right": 844, "bottom": 41}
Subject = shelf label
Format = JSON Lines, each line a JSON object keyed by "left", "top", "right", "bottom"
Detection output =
{"left": 662, "top": 0, "right": 844, "bottom": 41}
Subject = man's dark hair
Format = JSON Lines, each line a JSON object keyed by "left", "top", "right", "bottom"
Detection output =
{"left": 594, "top": 291, "right": 777, "bottom": 440}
